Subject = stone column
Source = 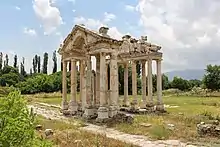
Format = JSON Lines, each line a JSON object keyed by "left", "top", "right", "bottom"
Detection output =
{"left": 106, "top": 63, "right": 109, "bottom": 105}
{"left": 69, "top": 59, "right": 78, "bottom": 114}
{"left": 147, "top": 58, "right": 153, "bottom": 106}
{"left": 132, "top": 61, "right": 137, "bottom": 105}
{"left": 109, "top": 52, "right": 118, "bottom": 117}
{"left": 83, "top": 55, "right": 96, "bottom": 118}
{"left": 97, "top": 52, "right": 109, "bottom": 121}
{"left": 96, "top": 56, "right": 100, "bottom": 107}
{"left": 156, "top": 59, "right": 164, "bottom": 111}
{"left": 80, "top": 60, "right": 86, "bottom": 111}
{"left": 61, "top": 61, "right": 68, "bottom": 110}
{"left": 123, "top": 62, "right": 129, "bottom": 106}
{"left": 140, "top": 60, "right": 147, "bottom": 108}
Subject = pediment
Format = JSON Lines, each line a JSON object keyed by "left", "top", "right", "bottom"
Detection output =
{"left": 59, "top": 25, "right": 102, "bottom": 54}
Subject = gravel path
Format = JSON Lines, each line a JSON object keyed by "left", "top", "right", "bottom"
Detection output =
{"left": 29, "top": 103, "right": 198, "bottom": 147}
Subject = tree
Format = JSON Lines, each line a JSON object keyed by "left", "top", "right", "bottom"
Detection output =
{"left": 13, "top": 55, "right": 18, "bottom": 68}
{"left": 203, "top": 65, "right": 220, "bottom": 91}
{"left": 32, "top": 58, "right": 37, "bottom": 74}
{"left": 30, "top": 68, "right": 33, "bottom": 76}
{"left": 20, "top": 57, "right": 26, "bottom": 77}
{"left": 189, "top": 79, "right": 202, "bottom": 89}
{"left": 52, "top": 50, "right": 57, "bottom": 73}
{"left": 0, "top": 66, "right": 20, "bottom": 86}
{"left": 37, "top": 55, "right": 41, "bottom": 73}
{"left": 42, "top": 52, "right": 48, "bottom": 74}
{"left": 170, "top": 76, "right": 190, "bottom": 91}
{"left": 0, "top": 52, "right": 3, "bottom": 70}
{"left": 5, "top": 54, "right": 9, "bottom": 67}
{"left": 0, "top": 91, "right": 35, "bottom": 146}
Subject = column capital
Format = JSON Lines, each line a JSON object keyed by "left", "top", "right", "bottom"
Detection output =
{"left": 100, "top": 52, "right": 106, "bottom": 57}
{"left": 71, "top": 58, "right": 76, "bottom": 62}
{"left": 141, "top": 60, "right": 146, "bottom": 64}
{"left": 156, "top": 58, "right": 163, "bottom": 62}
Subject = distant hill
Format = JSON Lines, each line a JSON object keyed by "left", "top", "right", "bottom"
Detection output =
{"left": 164, "top": 69, "right": 205, "bottom": 81}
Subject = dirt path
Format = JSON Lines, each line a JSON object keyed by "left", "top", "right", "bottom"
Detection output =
{"left": 28, "top": 103, "right": 198, "bottom": 147}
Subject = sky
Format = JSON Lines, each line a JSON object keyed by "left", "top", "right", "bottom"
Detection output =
{"left": 0, "top": 0, "right": 220, "bottom": 74}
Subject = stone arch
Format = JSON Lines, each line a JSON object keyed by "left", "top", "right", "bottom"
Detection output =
{"left": 71, "top": 31, "right": 88, "bottom": 51}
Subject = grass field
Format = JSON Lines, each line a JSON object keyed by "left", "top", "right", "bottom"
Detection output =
{"left": 28, "top": 93, "right": 220, "bottom": 146}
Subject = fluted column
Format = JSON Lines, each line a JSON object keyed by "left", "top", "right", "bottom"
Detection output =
{"left": 141, "top": 60, "right": 147, "bottom": 108}
{"left": 71, "top": 59, "right": 77, "bottom": 102}
{"left": 97, "top": 52, "right": 109, "bottom": 121}
{"left": 62, "top": 61, "right": 68, "bottom": 110}
{"left": 69, "top": 59, "right": 78, "bottom": 114}
{"left": 96, "top": 56, "right": 100, "bottom": 107}
{"left": 109, "top": 52, "right": 118, "bottom": 117}
{"left": 147, "top": 58, "right": 153, "bottom": 105}
{"left": 80, "top": 60, "right": 86, "bottom": 111}
{"left": 86, "top": 55, "right": 92, "bottom": 107}
{"left": 123, "top": 62, "right": 129, "bottom": 106}
{"left": 132, "top": 61, "right": 137, "bottom": 104}
{"left": 156, "top": 59, "right": 164, "bottom": 111}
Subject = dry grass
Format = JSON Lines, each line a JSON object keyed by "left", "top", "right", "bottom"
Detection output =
{"left": 36, "top": 116, "right": 135, "bottom": 147}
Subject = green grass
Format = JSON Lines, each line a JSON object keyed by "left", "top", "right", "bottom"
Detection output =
{"left": 29, "top": 93, "right": 220, "bottom": 145}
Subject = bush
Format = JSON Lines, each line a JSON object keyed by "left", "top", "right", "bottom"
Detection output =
{"left": 0, "top": 91, "right": 35, "bottom": 147}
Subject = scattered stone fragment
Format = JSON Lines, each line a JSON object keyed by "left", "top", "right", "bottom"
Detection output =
{"left": 44, "top": 129, "right": 54, "bottom": 137}
{"left": 35, "top": 124, "right": 43, "bottom": 131}
{"left": 167, "top": 124, "right": 175, "bottom": 130}
{"left": 140, "top": 123, "right": 152, "bottom": 128}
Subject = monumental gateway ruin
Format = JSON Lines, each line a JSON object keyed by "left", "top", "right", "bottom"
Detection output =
{"left": 58, "top": 24, "right": 164, "bottom": 122}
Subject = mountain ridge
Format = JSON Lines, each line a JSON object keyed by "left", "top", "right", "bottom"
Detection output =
{"left": 164, "top": 69, "right": 205, "bottom": 81}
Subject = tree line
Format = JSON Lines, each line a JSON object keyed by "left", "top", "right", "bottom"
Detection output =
{"left": 0, "top": 52, "right": 219, "bottom": 94}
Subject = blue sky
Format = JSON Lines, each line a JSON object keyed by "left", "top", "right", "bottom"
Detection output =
{"left": 1, "top": 0, "right": 220, "bottom": 73}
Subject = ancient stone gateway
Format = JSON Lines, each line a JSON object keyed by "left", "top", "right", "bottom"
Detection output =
{"left": 58, "top": 25, "right": 164, "bottom": 122}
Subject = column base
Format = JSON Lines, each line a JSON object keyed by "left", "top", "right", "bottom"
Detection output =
{"left": 61, "top": 100, "right": 69, "bottom": 110}
{"left": 156, "top": 104, "right": 165, "bottom": 112}
{"left": 69, "top": 100, "right": 78, "bottom": 115}
{"left": 122, "top": 100, "right": 130, "bottom": 107}
{"left": 96, "top": 106, "right": 109, "bottom": 122}
{"left": 83, "top": 106, "right": 97, "bottom": 119}
{"left": 139, "top": 100, "right": 147, "bottom": 109}
{"left": 109, "top": 106, "right": 118, "bottom": 118}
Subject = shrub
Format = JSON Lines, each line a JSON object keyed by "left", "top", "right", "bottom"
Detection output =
{"left": 0, "top": 91, "right": 35, "bottom": 147}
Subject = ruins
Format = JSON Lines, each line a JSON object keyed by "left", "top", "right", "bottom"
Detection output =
{"left": 58, "top": 24, "right": 164, "bottom": 122}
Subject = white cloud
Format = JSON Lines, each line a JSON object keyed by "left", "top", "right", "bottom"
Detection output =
{"left": 136, "top": 0, "right": 220, "bottom": 72}
{"left": 23, "top": 28, "right": 37, "bottom": 36}
{"left": 125, "top": 5, "right": 136, "bottom": 12}
{"left": 72, "top": 9, "right": 76, "bottom": 12}
{"left": 15, "top": 6, "right": 21, "bottom": 10}
{"left": 33, "top": 0, "right": 63, "bottom": 35}
{"left": 73, "top": 16, "right": 124, "bottom": 40}
{"left": 103, "top": 12, "right": 116, "bottom": 22}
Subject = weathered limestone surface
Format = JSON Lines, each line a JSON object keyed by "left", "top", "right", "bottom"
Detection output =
{"left": 109, "top": 52, "right": 118, "bottom": 117}
{"left": 132, "top": 61, "right": 137, "bottom": 104}
{"left": 59, "top": 24, "right": 165, "bottom": 120}
{"left": 61, "top": 61, "right": 68, "bottom": 110}
{"left": 156, "top": 59, "right": 164, "bottom": 111}
{"left": 69, "top": 59, "right": 78, "bottom": 114}
{"left": 147, "top": 58, "right": 153, "bottom": 106}
{"left": 97, "top": 52, "right": 109, "bottom": 121}
{"left": 95, "top": 56, "right": 100, "bottom": 107}
{"left": 140, "top": 60, "right": 147, "bottom": 108}
{"left": 123, "top": 63, "right": 129, "bottom": 106}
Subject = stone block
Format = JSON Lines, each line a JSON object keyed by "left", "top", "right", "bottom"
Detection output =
{"left": 96, "top": 106, "right": 109, "bottom": 121}
{"left": 109, "top": 106, "right": 117, "bottom": 118}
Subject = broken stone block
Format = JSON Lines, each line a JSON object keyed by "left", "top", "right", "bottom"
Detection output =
{"left": 35, "top": 124, "right": 43, "bottom": 131}
{"left": 44, "top": 129, "right": 54, "bottom": 137}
